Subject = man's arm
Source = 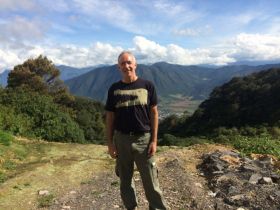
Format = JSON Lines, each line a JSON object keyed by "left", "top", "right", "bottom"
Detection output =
{"left": 148, "top": 105, "right": 158, "bottom": 157}
{"left": 106, "top": 111, "right": 117, "bottom": 158}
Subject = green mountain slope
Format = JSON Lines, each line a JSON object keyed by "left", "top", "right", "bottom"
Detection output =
{"left": 65, "top": 62, "right": 280, "bottom": 102}
{"left": 186, "top": 67, "right": 280, "bottom": 132}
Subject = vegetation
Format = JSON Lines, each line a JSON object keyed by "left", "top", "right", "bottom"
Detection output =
{"left": 37, "top": 193, "right": 55, "bottom": 207}
{"left": 0, "top": 55, "right": 105, "bottom": 143}
{"left": 159, "top": 68, "right": 280, "bottom": 158}
{"left": 70, "top": 96, "right": 105, "bottom": 143}
{"left": 0, "top": 136, "right": 110, "bottom": 208}
{"left": 185, "top": 68, "right": 280, "bottom": 134}
{"left": 0, "top": 130, "right": 14, "bottom": 146}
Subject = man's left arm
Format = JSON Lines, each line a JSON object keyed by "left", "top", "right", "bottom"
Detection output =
{"left": 148, "top": 105, "right": 158, "bottom": 157}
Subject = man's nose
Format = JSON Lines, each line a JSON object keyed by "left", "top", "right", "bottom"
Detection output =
{"left": 124, "top": 62, "right": 130, "bottom": 68}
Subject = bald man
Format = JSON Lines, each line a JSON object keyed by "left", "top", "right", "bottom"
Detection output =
{"left": 106, "top": 51, "right": 167, "bottom": 210}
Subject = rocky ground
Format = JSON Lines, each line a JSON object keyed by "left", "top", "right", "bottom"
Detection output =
{"left": 45, "top": 144, "right": 280, "bottom": 210}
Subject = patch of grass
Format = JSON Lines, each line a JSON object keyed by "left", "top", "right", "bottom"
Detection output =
{"left": 229, "top": 135, "right": 280, "bottom": 158}
{"left": 37, "top": 193, "right": 55, "bottom": 208}
{"left": 0, "top": 171, "right": 7, "bottom": 183}
{"left": 81, "top": 179, "right": 95, "bottom": 185}
{"left": 3, "top": 160, "right": 17, "bottom": 170}
{"left": 0, "top": 131, "right": 14, "bottom": 146}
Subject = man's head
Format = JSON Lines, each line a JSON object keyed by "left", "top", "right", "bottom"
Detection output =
{"left": 118, "top": 51, "right": 137, "bottom": 83}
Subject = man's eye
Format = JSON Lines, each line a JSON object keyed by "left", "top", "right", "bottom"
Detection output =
{"left": 121, "top": 61, "right": 132, "bottom": 65}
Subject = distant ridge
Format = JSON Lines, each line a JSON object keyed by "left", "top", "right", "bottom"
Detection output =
{"left": 65, "top": 63, "right": 280, "bottom": 102}
{"left": 0, "top": 65, "right": 99, "bottom": 87}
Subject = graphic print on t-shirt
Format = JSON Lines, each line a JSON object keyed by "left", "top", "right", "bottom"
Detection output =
{"left": 114, "top": 88, "right": 148, "bottom": 108}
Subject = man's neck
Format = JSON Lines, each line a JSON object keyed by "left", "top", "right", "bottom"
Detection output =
{"left": 122, "top": 76, "right": 138, "bottom": 83}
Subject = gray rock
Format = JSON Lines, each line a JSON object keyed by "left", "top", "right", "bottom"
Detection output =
{"left": 259, "top": 177, "right": 273, "bottom": 184}
{"left": 274, "top": 191, "right": 280, "bottom": 197}
{"left": 248, "top": 173, "right": 262, "bottom": 184}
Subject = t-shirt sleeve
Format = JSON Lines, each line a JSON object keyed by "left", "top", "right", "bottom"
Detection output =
{"left": 105, "top": 86, "right": 115, "bottom": 112}
{"left": 149, "top": 82, "right": 158, "bottom": 106}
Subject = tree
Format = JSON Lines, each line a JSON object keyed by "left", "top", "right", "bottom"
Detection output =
{"left": 7, "top": 55, "right": 74, "bottom": 104}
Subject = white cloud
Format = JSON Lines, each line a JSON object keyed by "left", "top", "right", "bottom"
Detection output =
{"left": 72, "top": 0, "right": 140, "bottom": 34}
{"left": 0, "top": 0, "right": 36, "bottom": 10}
{"left": 1, "top": 34, "right": 280, "bottom": 73}
{"left": 131, "top": 36, "right": 234, "bottom": 65}
{"left": 132, "top": 36, "right": 167, "bottom": 62}
{"left": 231, "top": 33, "right": 280, "bottom": 61}
{"left": 173, "top": 25, "right": 212, "bottom": 37}
{"left": 173, "top": 28, "right": 198, "bottom": 37}
{"left": 0, "top": 50, "right": 22, "bottom": 70}
{"left": 39, "top": 0, "right": 70, "bottom": 13}
{"left": 0, "top": 16, "right": 47, "bottom": 42}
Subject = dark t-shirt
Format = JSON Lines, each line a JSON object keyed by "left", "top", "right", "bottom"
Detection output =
{"left": 105, "top": 78, "right": 158, "bottom": 133}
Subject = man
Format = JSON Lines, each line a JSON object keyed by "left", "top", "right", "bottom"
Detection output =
{"left": 105, "top": 51, "right": 167, "bottom": 210}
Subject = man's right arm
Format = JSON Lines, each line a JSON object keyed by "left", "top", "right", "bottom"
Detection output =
{"left": 106, "top": 111, "right": 117, "bottom": 158}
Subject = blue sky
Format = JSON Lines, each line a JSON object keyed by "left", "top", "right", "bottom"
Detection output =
{"left": 1, "top": 0, "right": 280, "bottom": 71}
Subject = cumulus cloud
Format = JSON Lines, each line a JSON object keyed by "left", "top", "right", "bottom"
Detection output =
{"left": 231, "top": 33, "right": 280, "bottom": 61}
{"left": 1, "top": 34, "right": 280, "bottom": 72}
{"left": 132, "top": 36, "right": 234, "bottom": 66}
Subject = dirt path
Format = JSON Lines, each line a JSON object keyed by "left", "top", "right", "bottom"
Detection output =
{"left": 49, "top": 144, "right": 233, "bottom": 210}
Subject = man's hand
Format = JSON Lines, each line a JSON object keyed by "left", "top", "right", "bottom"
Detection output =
{"left": 148, "top": 141, "right": 157, "bottom": 157}
{"left": 108, "top": 143, "right": 117, "bottom": 159}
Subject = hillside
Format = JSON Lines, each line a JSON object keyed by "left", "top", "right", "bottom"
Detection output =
{"left": 65, "top": 62, "right": 280, "bottom": 103}
{"left": 1, "top": 137, "right": 279, "bottom": 209}
{"left": 185, "top": 67, "right": 280, "bottom": 133}
{"left": 56, "top": 65, "right": 94, "bottom": 81}
{"left": 0, "top": 65, "right": 95, "bottom": 87}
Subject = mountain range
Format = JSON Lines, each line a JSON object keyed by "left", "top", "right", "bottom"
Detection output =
{"left": 0, "top": 65, "right": 96, "bottom": 87}
{"left": 65, "top": 62, "right": 280, "bottom": 102}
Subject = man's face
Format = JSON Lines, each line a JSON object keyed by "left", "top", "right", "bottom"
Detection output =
{"left": 118, "top": 53, "right": 137, "bottom": 80}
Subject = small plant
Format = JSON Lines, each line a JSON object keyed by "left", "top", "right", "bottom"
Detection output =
{"left": 0, "top": 131, "right": 13, "bottom": 146}
{"left": 3, "top": 160, "right": 17, "bottom": 170}
{"left": 0, "top": 171, "right": 7, "bottom": 183}
{"left": 37, "top": 193, "right": 55, "bottom": 208}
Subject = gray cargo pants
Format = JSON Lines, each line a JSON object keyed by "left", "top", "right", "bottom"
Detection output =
{"left": 114, "top": 131, "right": 167, "bottom": 210}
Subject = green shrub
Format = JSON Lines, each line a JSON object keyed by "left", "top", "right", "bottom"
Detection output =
{"left": 231, "top": 135, "right": 280, "bottom": 158}
{"left": 0, "top": 105, "right": 31, "bottom": 136}
{"left": 0, "top": 171, "right": 7, "bottom": 183}
{"left": 37, "top": 193, "right": 55, "bottom": 207}
{"left": 0, "top": 130, "right": 14, "bottom": 146}
{"left": 160, "top": 133, "right": 209, "bottom": 147}
{"left": 3, "top": 160, "right": 17, "bottom": 170}
{"left": 0, "top": 89, "right": 85, "bottom": 143}
{"left": 71, "top": 97, "right": 105, "bottom": 143}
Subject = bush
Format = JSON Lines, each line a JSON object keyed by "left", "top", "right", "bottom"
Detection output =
{"left": 0, "top": 130, "right": 14, "bottom": 146}
{"left": 0, "top": 105, "right": 31, "bottom": 136}
{"left": 0, "top": 88, "right": 85, "bottom": 143}
{"left": 0, "top": 171, "right": 7, "bottom": 183}
{"left": 230, "top": 135, "right": 280, "bottom": 158}
{"left": 37, "top": 193, "right": 55, "bottom": 208}
{"left": 70, "top": 97, "right": 105, "bottom": 143}
{"left": 159, "top": 133, "right": 210, "bottom": 147}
